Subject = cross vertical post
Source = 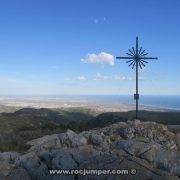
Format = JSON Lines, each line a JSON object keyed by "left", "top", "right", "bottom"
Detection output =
{"left": 135, "top": 37, "right": 139, "bottom": 119}
{"left": 116, "top": 37, "right": 158, "bottom": 119}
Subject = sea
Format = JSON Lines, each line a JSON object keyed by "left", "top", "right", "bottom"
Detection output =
{"left": 82, "top": 95, "right": 180, "bottom": 111}
{"left": 68, "top": 95, "right": 180, "bottom": 111}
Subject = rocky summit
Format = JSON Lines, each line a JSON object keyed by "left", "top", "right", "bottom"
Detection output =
{"left": 0, "top": 120, "right": 180, "bottom": 180}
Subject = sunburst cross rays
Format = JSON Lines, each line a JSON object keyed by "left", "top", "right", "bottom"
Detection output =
{"left": 116, "top": 37, "right": 158, "bottom": 70}
{"left": 125, "top": 47, "right": 149, "bottom": 69}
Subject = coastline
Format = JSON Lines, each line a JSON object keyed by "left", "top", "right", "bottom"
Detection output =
{"left": 0, "top": 95, "right": 180, "bottom": 113}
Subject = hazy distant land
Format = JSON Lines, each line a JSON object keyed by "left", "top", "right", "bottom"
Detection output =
{"left": 0, "top": 95, "right": 176, "bottom": 114}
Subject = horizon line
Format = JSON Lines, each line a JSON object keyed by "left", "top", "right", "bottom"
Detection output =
{"left": 0, "top": 94, "right": 180, "bottom": 96}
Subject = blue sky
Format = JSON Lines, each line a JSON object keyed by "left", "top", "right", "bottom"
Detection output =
{"left": 0, "top": 0, "right": 179, "bottom": 95}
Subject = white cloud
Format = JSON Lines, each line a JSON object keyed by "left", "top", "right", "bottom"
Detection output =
{"left": 77, "top": 76, "right": 87, "bottom": 81}
{"left": 114, "top": 75, "right": 133, "bottom": 81}
{"left": 114, "top": 75, "right": 126, "bottom": 80}
{"left": 65, "top": 76, "right": 87, "bottom": 81}
{"left": 93, "top": 73, "right": 135, "bottom": 81}
{"left": 93, "top": 17, "right": 107, "bottom": 24}
{"left": 115, "top": 75, "right": 145, "bottom": 81}
{"left": 81, "top": 52, "right": 115, "bottom": 66}
{"left": 65, "top": 74, "right": 143, "bottom": 82}
{"left": 94, "top": 73, "right": 111, "bottom": 81}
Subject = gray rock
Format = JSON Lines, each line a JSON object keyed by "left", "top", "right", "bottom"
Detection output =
{"left": 51, "top": 150, "right": 77, "bottom": 169}
{"left": 154, "top": 150, "right": 180, "bottom": 176}
{"left": 59, "top": 129, "right": 87, "bottom": 148}
{"left": 79, "top": 153, "right": 122, "bottom": 169}
{"left": 175, "top": 133, "right": 180, "bottom": 151}
{"left": 139, "top": 143, "right": 162, "bottom": 163}
{"left": 27, "top": 134, "right": 61, "bottom": 152}
{"left": 39, "top": 150, "right": 52, "bottom": 168}
{"left": 15, "top": 152, "right": 50, "bottom": 180}
{"left": 119, "top": 126, "right": 135, "bottom": 139}
{"left": 26, "top": 129, "right": 87, "bottom": 153}
{"left": 38, "top": 145, "right": 99, "bottom": 170}
{"left": 116, "top": 139, "right": 146, "bottom": 156}
{"left": 52, "top": 175, "right": 74, "bottom": 180}
{"left": 0, "top": 120, "right": 179, "bottom": 179}
{"left": 134, "top": 121, "right": 175, "bottom": 146}
{"left": 89, "top": 133, "right": 104, "bottom": 146}
{"left": 8, "top": 167, "right": 31, "bottom": 180}
{"left": 0, "top": 152, "right": 20, "bottom": 163}
{"left": 0, "top": 161, "right": 15, "bottom": 177}
{"left": 67, "top": 145, "right": 99, "bottom": 164}
{"left": 120, "top": 155, "right": 176, "bottom": 180}
{"left": 81, "top": 131, "right": 110, "bottom": 152}
{"left": 102, "top": 122, "right": 127, "bottom": 136}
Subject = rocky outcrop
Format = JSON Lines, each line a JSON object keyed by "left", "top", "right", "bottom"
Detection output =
{"left": 0, "top": 120, "right": 179, "bottom": 180}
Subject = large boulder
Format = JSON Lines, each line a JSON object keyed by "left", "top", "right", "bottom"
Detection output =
{"left": 51, "top": 150, "right": 78, "bottom": 169}
{"left": 60, "top": 145, "right": 100, "bottom": 165}
{"left": 59, "top": 129, "right": 87, "bottom": 148}
{"left": 27, "top": 134, "right": 61, "bottom": 152}
{"left": 81, "top": 131, "right": 110, "bottom": 151}
{"left": 15, "top": 152, "right": 50, "bottom": 180}
{"left": 39, "top": 145, "right": 101, "bottom": 169}
{"left": 116, "top": 139, "right": 146, "bottom": 156}
{"left": 139, "top": 143, "right": 162, "bottom": 163}
{"left": 27, "top": 129, "right": 87, "bottom": 153}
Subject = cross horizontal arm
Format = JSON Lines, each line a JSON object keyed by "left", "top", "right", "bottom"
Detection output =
{"left": 140, "top": 57, "right": 158, "bottom": 60}
{"left": 116, "top": 56, "right": 133, "bottom": 60}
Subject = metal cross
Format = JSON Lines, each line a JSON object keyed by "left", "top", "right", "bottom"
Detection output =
{"left": 116, "top": 37, "right": 158, "bottom": 119}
